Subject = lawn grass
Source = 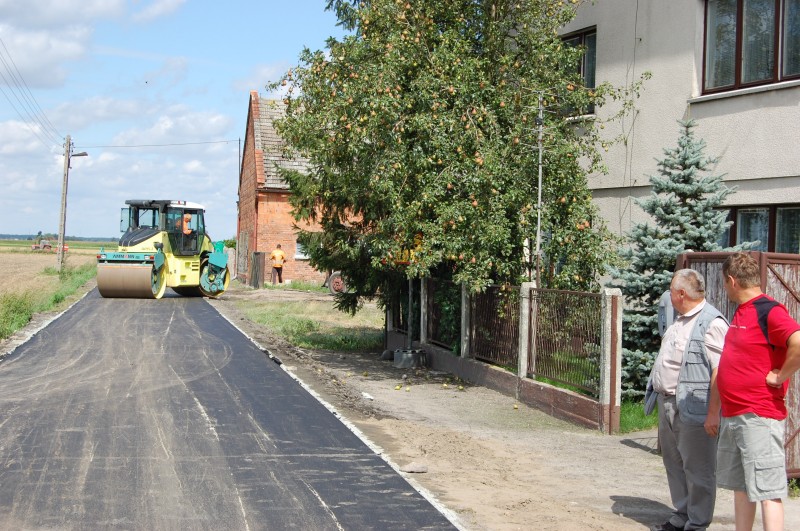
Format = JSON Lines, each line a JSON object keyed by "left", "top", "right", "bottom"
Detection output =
{"left": 0, "top": 262, "right": 97, "bottom": 340}
{"left": 620, "top": 399, "right": 659, "bottom": 433}
{"left": 237, "top": 299, "right": 384, "bottom": 352}
{"left": 262, "top": 280, "right": 328, "bottom": 293}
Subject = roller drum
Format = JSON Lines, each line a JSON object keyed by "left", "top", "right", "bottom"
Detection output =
{"left": 97, "top": 264, "right": 165, "bottom": 299}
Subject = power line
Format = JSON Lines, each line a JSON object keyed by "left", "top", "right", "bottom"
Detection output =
{"left": 75, "top": 140, "right": 239, "bottom": 149}
{"left": 0, "top": 37, "right": 63, "bottom": 140}
{"left": 0, "top": 37, "right": 63, "bottom": 147}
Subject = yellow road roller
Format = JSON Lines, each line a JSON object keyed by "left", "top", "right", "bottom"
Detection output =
{"left": 96, "top": 200, "right": 229, "bottom": 299}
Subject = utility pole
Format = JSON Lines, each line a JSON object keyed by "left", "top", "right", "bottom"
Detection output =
{"left": 535, "top": 93, "right": 544, "bottom": 288}
{"left": 57, "top": 135, "right": 88, "bottom": 274}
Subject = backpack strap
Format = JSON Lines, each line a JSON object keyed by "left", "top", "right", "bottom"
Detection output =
{"left": 753, "top": 297, "right": 779, "bottom": 349}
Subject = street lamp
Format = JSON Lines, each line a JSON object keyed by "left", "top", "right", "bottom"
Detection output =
{"left": 57, "top": 134, "right": 88, "bottom": 273}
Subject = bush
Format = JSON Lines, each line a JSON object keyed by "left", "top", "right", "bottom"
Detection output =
{"left": 621, "top": 348, "right": 656, "bottom": 400}
{"left": 0, "top": 292, "right": 36, "bottom": 340}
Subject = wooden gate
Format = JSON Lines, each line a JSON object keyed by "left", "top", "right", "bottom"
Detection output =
{"left": 677, "top": 251, "right": 800, "bottom": 478}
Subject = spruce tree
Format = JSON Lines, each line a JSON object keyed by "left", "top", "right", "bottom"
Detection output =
{"left": 610, "top": 119, "right": 736, "bottom": 397}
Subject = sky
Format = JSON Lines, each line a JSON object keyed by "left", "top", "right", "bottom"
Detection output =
{"left": 0, "top": 0, "right": 346, "bottom": 239}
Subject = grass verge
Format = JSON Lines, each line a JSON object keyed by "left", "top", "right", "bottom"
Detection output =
{"left": 0, "top": 263, "right": 96, "bottom": 340}
{"left": 262, "top": 280, "right": 328, "bottom": 293}
{"left": 619, "top": 399, "right": 659, "bottom": 433}
{"left": 237, "top": 299, "right": 383, "bottom": 352}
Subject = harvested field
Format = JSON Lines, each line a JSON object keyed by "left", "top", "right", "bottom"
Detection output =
{"left": 0, "top": 248, "right": 97, "bottom": 295}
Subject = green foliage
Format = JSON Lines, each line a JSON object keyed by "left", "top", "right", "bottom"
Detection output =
{"left": 429, "top": 277, "right": 461, "bottom": 353}
{"left": 223, "top": 238, "right": 237, "bottom": 249}
{"left": 263, "top": 279, "right": 328, "bottom": 293}
{"left": 0, "top": 263, "right": 96, "bottom": 341}
{"left": 239, "top": 299, "right": 383, "bottom": 351}
{"left": 619, "top": 399, "right": 659, "bottom": 433}
{"left": 274, "top": 0, "right": 644, "bottom": 313}
{"left": 0, "top": 292, "right": 36, "bottom": 340}
{"left": 621, "top": 348, "right": 656, "bottom": 400}
{"left": 609, "top": 119, "right": 749, "bottom": 394}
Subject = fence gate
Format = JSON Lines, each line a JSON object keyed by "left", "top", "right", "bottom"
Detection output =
{"left": 678, "top": 251, "right": 800, "bottom": 478}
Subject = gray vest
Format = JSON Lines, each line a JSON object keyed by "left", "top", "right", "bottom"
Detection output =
{"left": 644, "top": 302, "right": 727, "bottom": 425}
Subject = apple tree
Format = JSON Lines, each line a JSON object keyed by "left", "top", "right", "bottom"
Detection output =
{"left": 273, "top": 0, "right": 639, "bottom": 312}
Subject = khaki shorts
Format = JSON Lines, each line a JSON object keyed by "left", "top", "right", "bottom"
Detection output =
{"left": 717, "top": 413, "right": 787, "bottom": 502}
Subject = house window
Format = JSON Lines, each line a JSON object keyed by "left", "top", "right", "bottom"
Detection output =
{"left": 563, "top": 28, "right": 597, "bottom": 113}
{"left": 704, "top": 0, "right": 800, "bottom": 93}
{"left": 776, "top": 206, "right": 800, "bottom": 252}
{"left": 295, "top": 242, "right": 310, "bottom": 260}
{"left": 718, "top": 204, "right": 800, "bottom": 252}
{"left": 736, "top": 207, "right": 769, "bottom": 251}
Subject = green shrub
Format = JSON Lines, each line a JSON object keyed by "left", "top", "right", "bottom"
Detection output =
{"left": 621, "top": 348, "right": 656, "bottom": 400}
{"left": 0, "top": 263, "right": 96, "bottom": 341}
{"left": 0, "top": 292, "right": 36, "bottom": 340}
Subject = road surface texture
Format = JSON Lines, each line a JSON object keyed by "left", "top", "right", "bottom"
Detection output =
{"left": 0, "top": 290, "right": 457, "bottom": 529}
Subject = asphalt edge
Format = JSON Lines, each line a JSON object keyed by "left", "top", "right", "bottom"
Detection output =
{"left": 208, "top": 301, "right": 467, "bottom": 531}
{"left": 0, "top": 289, "right": 93, "bottom": 361}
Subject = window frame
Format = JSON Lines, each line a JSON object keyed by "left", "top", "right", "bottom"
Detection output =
{"left": 703, "top": 0, "right": 800, "bottom": 94}
{"left": 717, "top": 203, "right": 800, "bottom": 252}
{"left": 561, "top": 27, "right": 597, "bottom": 116}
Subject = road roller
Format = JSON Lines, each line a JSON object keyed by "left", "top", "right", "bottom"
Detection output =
{"left": 96, "top": 200, "right": 229, "bottom": 299}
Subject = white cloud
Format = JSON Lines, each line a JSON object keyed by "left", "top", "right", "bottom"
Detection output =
{"left": 0, "top": 0, "right": 125, "bottom": 28}
{"left": 0, "top": 120, "right": 54, "bottom": 155}
{"left": 0, "top": 24, "right": 91, "bottom": 88}
{"left": 131, "top": 0, "right": 187, "bottom": 23}
{"left": 142, "top": 56, "right": 189, "bottom": 87}
{"left": 232, "top": 62, "right": 292, "bottom": 95}
{"left": 50, "top": 97, "right": 152, "bottom": 130}
{"left": 111, "top": 108, "right": 234, "bottom": 146}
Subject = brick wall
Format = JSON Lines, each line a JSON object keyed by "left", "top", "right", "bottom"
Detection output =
{"left": 236, "top": 92, "right": 261, "bottom": 284}
{"left": 256, "top": 191, "right": 326, "bottom": 284}
{"left": 238, "top": 91, "right": 327, "bottom": 287}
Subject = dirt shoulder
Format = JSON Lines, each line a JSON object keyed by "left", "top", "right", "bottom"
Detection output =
{"left": 208, "top": 284, "right": 800, "bottom": 531}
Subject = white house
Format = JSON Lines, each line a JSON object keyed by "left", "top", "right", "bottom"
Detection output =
{"left": 563, "top": 0, "right": 800, "bottom": 252}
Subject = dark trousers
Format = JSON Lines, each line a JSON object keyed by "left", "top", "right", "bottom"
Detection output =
{"left": 272, "top": 266, "right": 283, "bottom": 284}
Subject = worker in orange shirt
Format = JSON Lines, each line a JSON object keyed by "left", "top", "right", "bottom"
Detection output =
{"left": 270, "top": 244, "right": 287, "bottom": 285}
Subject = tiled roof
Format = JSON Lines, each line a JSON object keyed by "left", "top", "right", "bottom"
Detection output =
{"left": 254, "top": 98, "right": 309, "bottom": 190}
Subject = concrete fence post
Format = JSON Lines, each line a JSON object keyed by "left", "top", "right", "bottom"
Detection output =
{"left": 420, "top": 278, "right": 428, "bottom": 345}
{"left": 518, "top": 282, "right": 536, "bottom": 378}
{"left": 600, "top": 287, "right": 623, "bottom": 434}
{"left": 460, "top": 283, "right": 470, "bottom": 358}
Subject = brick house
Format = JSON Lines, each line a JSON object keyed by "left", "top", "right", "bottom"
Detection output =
{"left": 237, "top": 91, "right": 327, "bottom": 286}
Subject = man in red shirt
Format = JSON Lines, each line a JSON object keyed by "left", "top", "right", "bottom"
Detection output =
{"left": 711, "top": 253, "right": 800, "bottom": 531}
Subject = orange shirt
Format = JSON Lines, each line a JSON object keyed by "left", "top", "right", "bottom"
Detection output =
{"left": 270, "top": 249, "right": 286, "bottom": 268}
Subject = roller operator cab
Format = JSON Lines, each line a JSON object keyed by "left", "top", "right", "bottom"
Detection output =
{"left": 96, "top": 200, "right": 229, "bottom": 299}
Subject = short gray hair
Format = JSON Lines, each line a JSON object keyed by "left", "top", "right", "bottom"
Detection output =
{"left": 673, "top": 269, "right": 706, "bottom": 300}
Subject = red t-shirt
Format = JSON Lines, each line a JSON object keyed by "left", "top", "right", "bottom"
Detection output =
{"left": 718, "top": 294, "right": 800, "bottom": 420}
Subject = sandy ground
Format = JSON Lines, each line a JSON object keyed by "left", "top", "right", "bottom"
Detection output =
{"left": 2, "top": 272, "right": 798, "bottom": 530}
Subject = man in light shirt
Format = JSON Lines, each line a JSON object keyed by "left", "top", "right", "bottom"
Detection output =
{"left": 646, "top": 269, "right": 729, "bottom": 531}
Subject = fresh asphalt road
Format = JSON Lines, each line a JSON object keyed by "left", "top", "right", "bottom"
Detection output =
{"left": 0, "top": 289, "right": 456, "bottom": 530}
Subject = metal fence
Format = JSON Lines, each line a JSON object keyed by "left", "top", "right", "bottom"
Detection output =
{"left": 470, "top": 285, "right": 519, "bottom": 368}
{"left": 427, "top": 278, "right": 461, "bottom": 351}
{"left": 528, "top": 288, "right": 603, "bottom": 397}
